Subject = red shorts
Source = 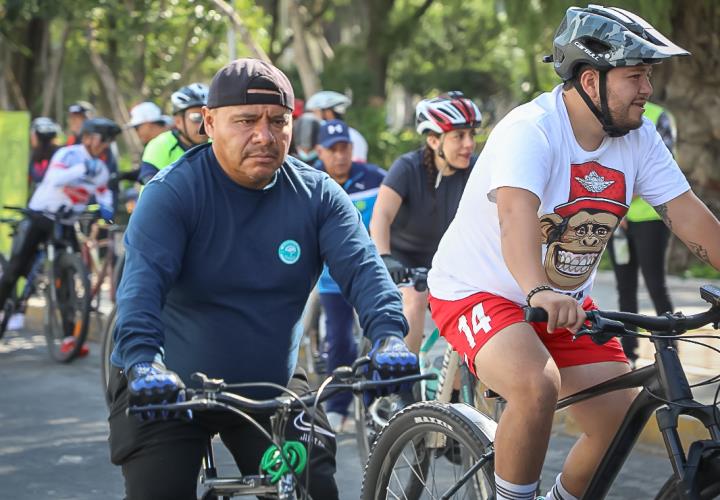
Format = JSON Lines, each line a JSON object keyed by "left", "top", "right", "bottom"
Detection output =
{"left": 428, "top": 291, "right": 627, "bottom": 377}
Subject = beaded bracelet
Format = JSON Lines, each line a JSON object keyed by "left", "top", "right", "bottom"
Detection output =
{"left": 526, "top": 285, "right": 554, "bottom": 305}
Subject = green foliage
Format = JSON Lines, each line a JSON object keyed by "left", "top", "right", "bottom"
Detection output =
{"left": 684, "top": 262, "right": 720, "bottom": 280}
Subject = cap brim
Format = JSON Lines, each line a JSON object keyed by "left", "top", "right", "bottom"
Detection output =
{"left": 319, "top": 137, "right": 351, "bottom": 149}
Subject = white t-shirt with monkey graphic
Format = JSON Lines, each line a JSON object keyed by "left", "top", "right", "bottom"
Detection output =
{"left": 428, "top": 84, "right": 689, "bottom": 305}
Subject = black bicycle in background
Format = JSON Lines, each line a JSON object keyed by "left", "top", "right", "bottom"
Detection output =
{"left": 362, "top": 284, "right": 720, "bottom": 499}
{"left": 0, "top": 206, "right": 91, "bottom": 362}
{"left": 128, "top": 362, "right": 435, "bottom": 499}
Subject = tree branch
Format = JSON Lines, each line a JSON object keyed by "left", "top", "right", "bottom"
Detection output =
{"left": 211, "top": 0, "right": 270, "bottom": 62}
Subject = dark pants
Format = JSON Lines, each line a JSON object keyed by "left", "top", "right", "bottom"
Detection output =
{"left": 318, "top": 292, "right": 357, "bottom": 416}
{"left": 608, "top": 220, "right": 673, "bottom": 360}
{"left": 108, "top": 367, "right": 339, "bottom": 500}
{"left": 0, "top": 214, "right": 57, "bottom": 310}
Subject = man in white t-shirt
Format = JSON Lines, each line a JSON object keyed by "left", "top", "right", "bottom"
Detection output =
{"left": 428, "top": 6, "right": 720, "bottom": 500}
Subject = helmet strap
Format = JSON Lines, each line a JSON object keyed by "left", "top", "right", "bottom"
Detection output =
{"left": 434, "top": 133, "right": 469, "bottom": 188}
{"left": 572, "top": 71, "right": 630, "bottom": 138}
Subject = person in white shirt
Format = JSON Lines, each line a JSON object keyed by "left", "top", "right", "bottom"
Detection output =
{"left": 0, "top": 118, "right": 119, "bottom": 329}
{"left": 428, "top": 6, "right": 720, "bottom": 500}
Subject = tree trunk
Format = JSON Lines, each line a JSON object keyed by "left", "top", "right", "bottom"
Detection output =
{"left": 659, "top": 1, "right": 720, "bottom": 273}
{"left": 289, "top": 0, "right": 321, "bottom": 98}
{"left": 87, "top": 32, "right": 143, "bottom": 156}
{"left": 41, "top": 23, "right": 72, "bottom": 117}
{"left": 365, "top": 0, "right": 394, "bottom": 100}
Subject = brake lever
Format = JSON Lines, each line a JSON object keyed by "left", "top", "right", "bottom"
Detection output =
{"left": 191, "top": 372, "right": 225, "bottom": 392}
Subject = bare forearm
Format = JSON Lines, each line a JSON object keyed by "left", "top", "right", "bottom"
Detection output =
{"left": 658, "top": 191, "right": 720, "bottom": 269}
{"left": 369, "top": 214, "right": 392, "bottom": 254}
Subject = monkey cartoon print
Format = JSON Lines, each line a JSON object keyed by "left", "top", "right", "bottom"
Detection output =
{"left": 540, "top": 162, "right": 628, "bottom": 290}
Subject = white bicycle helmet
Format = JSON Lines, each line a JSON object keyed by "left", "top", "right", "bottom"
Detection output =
{"left": 305, "top": 91, "right": 351, "bottom": 115}
{"left": 31, "top": 117, "right": 61, "bottom": 136}
{"left": 415, "top": 91, "right": 482, "bottom": 135}
{"left": 171, "top": 83, "right": 209, "bottom": 114}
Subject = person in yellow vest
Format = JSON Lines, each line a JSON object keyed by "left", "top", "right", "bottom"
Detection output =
{"left": 607, "top": 101, "right": 676, "bottom": 366}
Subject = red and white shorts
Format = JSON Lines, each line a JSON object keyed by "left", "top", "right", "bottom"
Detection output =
{"left": 428, "top": 291, "right": 627, "bottom": 377}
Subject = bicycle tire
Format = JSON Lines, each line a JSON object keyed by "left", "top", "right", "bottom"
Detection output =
{"left": 656, "top": 474, "right": 720, "bottom": 499}
{"left": 362, "top": 401, "right": 496, "bottom": 500}
{"left": 44, "top": 253, "right": 91, "bottom": 362}
{"left": 0, "top": 254, "right": 15, "bottom": 339}
{"left": 101, "top": 305, "right": 117, "bottom": 408}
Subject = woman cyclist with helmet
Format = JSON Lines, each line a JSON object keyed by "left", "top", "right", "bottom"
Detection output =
{"left": 370, "top": 91, "right": 482, "bottom": 353}
{"left": 28, "top": 117, "right": 62, "bottom": 196}
{"left": 138, "top": 83, "right": 209, "bottom": 184}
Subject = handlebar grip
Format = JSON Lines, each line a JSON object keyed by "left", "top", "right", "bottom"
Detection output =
{"left": 524, "top": 307, "right": 548, "bottom": 323}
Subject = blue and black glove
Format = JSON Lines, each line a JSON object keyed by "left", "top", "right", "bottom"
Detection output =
{"left": 365, "top": 336, "right": 419, "bottom": 406}
{"left": 99, "top": 205, "right": 114, "bottom": 223}
{"left": 127, "top": 362, "right": 188, "bottom": 421}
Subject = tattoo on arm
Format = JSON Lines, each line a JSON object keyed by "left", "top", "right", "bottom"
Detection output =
{"left": 655, "top": 203, "right": 672, "bottom": 230}
{"left": 688, "top": 241, "right": 710, "bottom": 264}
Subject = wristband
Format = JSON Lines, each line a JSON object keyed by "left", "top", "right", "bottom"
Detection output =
{"left": 526, "top": 285, "right": 554, "bottom": 305}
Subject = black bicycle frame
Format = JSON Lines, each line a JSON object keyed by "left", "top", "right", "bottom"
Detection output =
{"left": 553, "top": 335, "right": 720, "bottom": 499}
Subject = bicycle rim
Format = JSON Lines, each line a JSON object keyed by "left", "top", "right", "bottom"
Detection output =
{"left": 0, "top": 254, "right": 13, "bottom": 338}
{"left": 363, "top": 402, "right": 495, "bottom": 500}
{"left": 45, "top": 254, "right": 91, "bottom": 362}
{"left": 101, "top": 306, "right": 117, "bottom": 408}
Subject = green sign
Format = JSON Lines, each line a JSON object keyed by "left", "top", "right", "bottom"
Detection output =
{"left": 0, "top": 111, "right": 30, "bottom": 255}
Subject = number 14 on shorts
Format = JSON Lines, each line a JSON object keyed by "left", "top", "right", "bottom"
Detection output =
{"left": 458, "top": 303, "right": 492, "bottom": 348}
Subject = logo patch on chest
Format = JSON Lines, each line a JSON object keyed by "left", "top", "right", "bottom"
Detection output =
{"left": 278, "top": 240, "right": 301, "bottom": 264}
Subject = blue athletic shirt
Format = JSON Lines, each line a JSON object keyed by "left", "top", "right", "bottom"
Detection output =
{"left": 111, "top": 143, "right": 406, "bottom": 397}
{"left": 314, "top": 161, "right": 386, "bottom": 294}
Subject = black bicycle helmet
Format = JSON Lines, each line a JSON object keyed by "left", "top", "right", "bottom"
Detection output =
{"left": 80, "top": 117, "right": 122, "bottom": 142}
{"left": 546, "top": 5, "right": 689, "bottom": 137}
{"left": 171, "top": 83, "right": 209, "bottom": 114}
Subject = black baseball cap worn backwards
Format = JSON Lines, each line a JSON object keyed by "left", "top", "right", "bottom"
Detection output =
{"left": 198, "top": 58, "right": 295, "bottom": 135}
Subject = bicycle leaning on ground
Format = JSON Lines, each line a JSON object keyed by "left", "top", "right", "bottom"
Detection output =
{"left": 361, "top": 284, "right": 720, "bottom": 500}
{"left": 127, "top": 362, "right": 434, "bottom": 499}
{"left": 0, "top": 206, "right": 91, "bottom": 362}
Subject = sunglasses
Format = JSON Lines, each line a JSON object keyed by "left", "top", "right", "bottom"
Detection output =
{"left": 186, "top": 112, "right": 203, "bottom": 124}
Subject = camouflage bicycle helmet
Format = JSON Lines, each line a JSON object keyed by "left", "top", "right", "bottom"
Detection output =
{"left": 415, "top": 91, "right": 482, "bottom": 135}
{"left": 171, "top": 83, "right": 209, "bottom": 114}
{"left": 547, "top": 5, "right": 689, "bottom": 137}
{"left": 550, "top": 5, "right": 689, "bottom": 81}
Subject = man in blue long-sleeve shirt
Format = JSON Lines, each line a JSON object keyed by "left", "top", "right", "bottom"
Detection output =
{"left": 107, "top": 58, "right": 417, "bottom": 500}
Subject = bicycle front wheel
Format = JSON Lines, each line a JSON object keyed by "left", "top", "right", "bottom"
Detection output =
{"left": 44, "top": 253, "right": 91, "bottom": 362}
{"left": 362, "top": 401, "right": 496, "bottom": 500}
{"left": 101, "top": 305, "right": 117, "bottom": 407}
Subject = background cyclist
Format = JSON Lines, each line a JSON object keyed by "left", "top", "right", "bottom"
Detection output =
{"left": 0, "top": 118, "right": 120, "bottom": 342}
{"left": 313, "top": 118, "right": 387, "bottom": 432}
{"left": 369, "top": 91, "right": 481, "bottom": 353}
{"left": 428, "top": 7, "right": 720, "bottom": 500}
{"left": 28, "top": 117, "right": 62, "bottom": 195}
{"left": 108, "top": 58, "right": 417, "bottom": 500}
{"left": 305, "top": 89, "right": 368, "bottom": 162}
{"left": 138, "top": 83, "right": 208, "bottom": 184}
{"left": 126, "top": 101, "right": 171, "bottom": 147}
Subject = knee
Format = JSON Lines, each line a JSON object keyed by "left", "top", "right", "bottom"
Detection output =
{"left": 504, "top": 369, "right": 560, "bottom": 412}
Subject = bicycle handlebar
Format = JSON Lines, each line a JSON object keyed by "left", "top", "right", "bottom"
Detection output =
{"left": 524, "top": 284, "right": 720, "bottom": 337}
{"left": 395, "top": 267, "right": 428, "bottom": 292}
{"left": 128, "top": 369, "right": 435, "bottom": 416}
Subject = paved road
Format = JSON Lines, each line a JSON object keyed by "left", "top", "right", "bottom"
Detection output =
{"left": 1, "top": 270, "right": 718, "bottom": 499}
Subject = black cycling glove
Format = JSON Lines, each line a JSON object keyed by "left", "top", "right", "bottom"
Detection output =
{"left": 380, "top": 254, "right": 405, "bottom": 284}
{"left": 127, "top": 362, "right": 187, "bottom": 421}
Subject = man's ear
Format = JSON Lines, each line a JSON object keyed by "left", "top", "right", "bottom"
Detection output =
{"left": 579, "top": 68, "right": 600, "bottom": 100}
{"left": 539, "top": 213, "right": 564, "bottom": 244}
{"left": 200, "top": 107, "right": 213, "bottom": 138}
